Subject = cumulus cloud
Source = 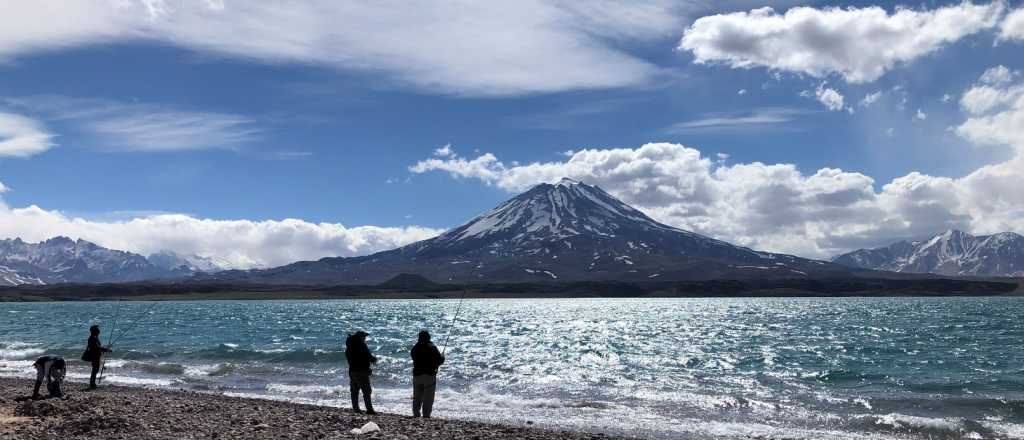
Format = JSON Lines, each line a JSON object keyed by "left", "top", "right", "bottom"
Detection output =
{"left": 1000, "top": 6, "right": 1024, "bottom": 40}
{"left": 813, "top": 85, "right": 846, "bottom": 112}
{"left": 0, "top": 201, "right": 442, "bottom": 269}
{"left": 0, "top": 1, "right": 686, "bottom": 96}
{"left": 0, "top": 112, "right": 55, "bottom": 157}
{"left": 956, "top": 66, "right": 1024, "bottom": 150}
{"left": 914, "top": 109, "right": 928, "bottom": 120}
{"left": 3, "top": 96, "right": 257, "bottom": 153}
{"left": 433, "top": 144, "right": 454, "bottom": 157}
{"left": 411, "top": 124, "right": 1024, "bottom": 257}
{"left": 679, "top": 2, "right": 1005, "bottom": 83}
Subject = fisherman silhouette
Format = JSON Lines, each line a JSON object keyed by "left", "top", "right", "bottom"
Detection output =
{"left": 31, "top": 355, "right": 66, "bottom": 399}
{"left": 81, "top": 325, "right": 111, "bottom": 389}
{"left": 410, "top": 330, "right": 445, "bottom": 418}
{"left": 345, "top": 331, "right": 378, "bottom": 415}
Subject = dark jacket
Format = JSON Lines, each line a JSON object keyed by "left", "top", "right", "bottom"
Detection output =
{"left": 410, "top": 341, "right": 445, "bottom": 376}
{"left": 81, "top": 335, "right": 109, "bottom": 363}
{"left": 345, "top": 335, "right": 377, "bottom": 373}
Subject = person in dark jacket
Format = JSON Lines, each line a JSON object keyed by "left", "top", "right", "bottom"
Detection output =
{"left": 32, "top": 355, "right": 66, "bottom": 399}
{"left": 81, "top": 325, "right": 111, "bottom": 389}
{"left": 345, "top": 331, "right": 377, "bottom": 414}
{"left": 410, "top": 330, "right": 445, "bottom": 418}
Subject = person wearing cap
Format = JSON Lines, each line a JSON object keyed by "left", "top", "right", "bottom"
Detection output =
{"left": 409, "top": 330, "right": 445, "bottom": 418}
{"left": 81, "top": 325, "right": 111, "bottom": 390}
{"left": 345, "top": 331, "right": 378, "bottom": 414}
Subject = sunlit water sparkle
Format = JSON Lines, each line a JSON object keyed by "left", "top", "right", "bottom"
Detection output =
{"left": 2, "top": 297, "right": 1024, "bottom": 439}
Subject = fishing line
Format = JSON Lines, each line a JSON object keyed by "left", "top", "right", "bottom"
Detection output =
{"left": 441, "top": 289, "right": 467, "bottom": 357}
{"left": 110, "top": 301, "right": 162, "bottom": 346}
{"left": 97, "top": 299, "right": 122, "bottom": 385}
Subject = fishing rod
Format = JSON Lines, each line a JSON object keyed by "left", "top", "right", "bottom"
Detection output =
{"left": 97, "top": 300, "right": 122, "bottom": 385}
{"left": 441, "top": 289, "right": 467, "bottom": 357}
{"left": 97, "top": 301, "right": 162, "bottom": 386}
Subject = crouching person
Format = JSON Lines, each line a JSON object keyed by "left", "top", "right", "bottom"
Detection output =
{"left": 410, "top": 330, "right": 445, "bottom": 418}
{"left": 32, "top": 355, "right": 66, "bottom": 399}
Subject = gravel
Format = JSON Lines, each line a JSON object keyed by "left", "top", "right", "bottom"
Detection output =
{"left": 0, "top": 378, "right": 629, "bottom": 440}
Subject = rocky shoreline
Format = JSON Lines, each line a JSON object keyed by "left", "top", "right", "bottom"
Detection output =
{"left": 0, "top": 378, "right": 628, "bottom": 439}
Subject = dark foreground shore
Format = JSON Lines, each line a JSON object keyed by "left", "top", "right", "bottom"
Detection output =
{"left": 0, "top": 378, "right": 626, "bottom": 440}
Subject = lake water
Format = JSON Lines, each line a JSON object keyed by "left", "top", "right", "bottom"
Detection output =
{"left": 2, "top": 297, "right": 1024, "bottom": 439}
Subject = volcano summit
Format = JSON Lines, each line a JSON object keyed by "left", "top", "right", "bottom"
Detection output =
{"left": 211, "top": 179, "right": 854, "bottom": 285}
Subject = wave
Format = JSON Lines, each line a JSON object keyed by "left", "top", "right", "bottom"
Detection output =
{"left": 843, "top": 413, "right": 999, "bottom": 439}
{"left": 0, "top": 347, "right": 45, "bottom": 360}
{"left": 800, "top": 369, "right": 887, "bottom": 384}
{"left": 185, "top": 345, "right": 345, "bottom": 363}
{"left": 131, "top": 362, "right": 187, "bottom": 375}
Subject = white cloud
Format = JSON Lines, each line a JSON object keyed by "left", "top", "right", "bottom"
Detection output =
{"left": 411, "top": 122, "right": 1024, "bottom": 257}
{"left": 1000, "top": 6, "right": 1024, "bottom": 40}
{"left": 679, "top": 2, "right": 1005, "bottom": 83}
{"left": 666, "top": 108, "right": 808, "bottom": 133}
{"left": 957, "top": 67, "right": 1024, "bottom": 151}
{"left": 915, "top": 109, "right": 928, "bottom": 120}
{"left": 860, "top": 92, "right": 882, "bottom": 107}
{"left": 942, "top": 93, "right": 953, "bottom": 103}
{"left": 958, "top": 66, "right": 1024, "bottom": 120}
{"left": 813, "top": 85, "right": 846, "bottom": 112}
{"left": 737, "top": 89, "right": 747, "bottom": 95}
{"left": 3, "top": 96, "right": 257, "bottom": 152}
{"left": 434, "top": 144, "right": 454, "bottom": 157}
{"left": 0, "top": 112, "right": 55, "bottom": 157}
{"left": 0, "top": 1, "right": 686, "bottom": 96}
{"left": 980, "top": 65, "right": 1017, "bottom": 85}
{"left": 0, "top": 201, "right": 443, "bottom": 269}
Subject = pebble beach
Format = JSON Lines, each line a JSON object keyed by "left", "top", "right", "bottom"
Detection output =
{"left": 0, "top": 378, "right": 628, "bottom": 440}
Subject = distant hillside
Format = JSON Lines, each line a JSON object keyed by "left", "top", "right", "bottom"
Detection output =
{"left": 833, "top": 230, "right": 1024, "bottom": 277}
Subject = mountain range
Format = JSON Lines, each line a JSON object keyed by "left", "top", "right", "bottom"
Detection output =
{"left": 207, "top": 178, "right": 855, "bottom": 285}
{"left": 0, "top": 237, "right": 220, "bottom": 286}
{"left": 832, "top": 230, "right": 1024, "bottom": 277}
{"left": 5, "top": 181, "right": 1022, "bottom": 289}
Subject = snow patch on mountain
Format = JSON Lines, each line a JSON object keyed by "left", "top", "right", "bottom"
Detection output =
{"left": 833, "top": 230, "right": 1024, "bottom": 276}
{"left": 0, "top": 237, "right": 203, "bottom": 286}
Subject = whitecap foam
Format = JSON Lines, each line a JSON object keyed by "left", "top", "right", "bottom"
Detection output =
{"left": 0, "top": 347, "right": 45, "bottom": 360}
{"left": 100, "top": 375, "right": 174, "bottom": 387}
{"left": 266, "top": 383, "right": 349, "bottom": 395}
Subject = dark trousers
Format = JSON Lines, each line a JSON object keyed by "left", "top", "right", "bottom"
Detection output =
{"left": 89, "top": 360, "right": 100, "bottom": 387}
{"left": 412, "top": 374, "right": 437, "bottom": 417}
{"left": 348, "top": 370, "right": 373, "bottom": 411}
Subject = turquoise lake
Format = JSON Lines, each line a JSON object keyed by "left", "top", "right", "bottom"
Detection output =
{"left": 2, "top": 297, "right": 1023, "bottom": 439}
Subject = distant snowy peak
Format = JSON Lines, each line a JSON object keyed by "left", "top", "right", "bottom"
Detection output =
{"left": 148, "top": 250, "right": 225, "bottom": 273}
{"left": 833, "top": 230, "right": 1024, "bottom": 277}
{"left": 0, "top": 237, "right": 201, "bottom": 286}
{"left": 433, "top": 178, "right": 685, "bottom": 245}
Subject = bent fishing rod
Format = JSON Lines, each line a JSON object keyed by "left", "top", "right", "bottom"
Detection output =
{"left": 97, "top": 300, "right": 122, "bottom": 385}
{"left": 441, "top": 289, "right": 467, "bottom": 357}
{"left": 97, "top": 301, "right": 162, "bottom": 385}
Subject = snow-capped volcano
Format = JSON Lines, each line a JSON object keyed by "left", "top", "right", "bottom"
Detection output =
{"left": 833, "top": 230, "right": 1024, "bottom": 277}
{"left": 214, "top": 178, "right": 852, "bottom": 285}
{"left": 0, "top": 237, "right": 199, "bottom": 286}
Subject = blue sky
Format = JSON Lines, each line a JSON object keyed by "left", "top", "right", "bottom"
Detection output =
{"left": 1, "top": 1, "right": 1023, "bottom": 268}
